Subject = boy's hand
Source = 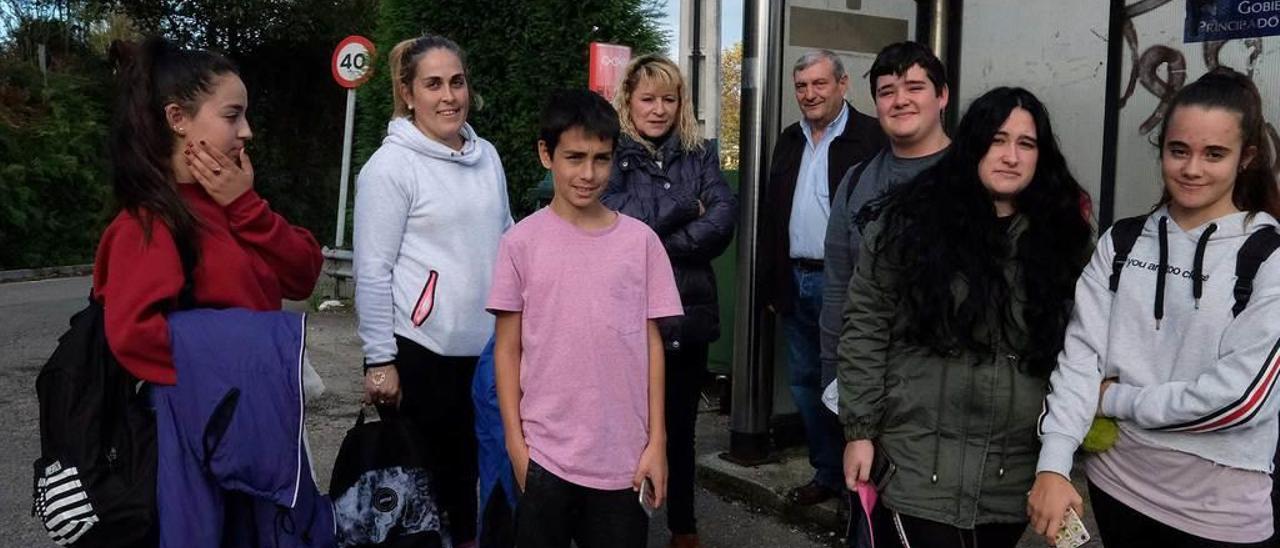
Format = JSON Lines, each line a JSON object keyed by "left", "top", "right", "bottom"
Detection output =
{"left": 510, "top": 443, "right": 531, "bottom": 493}
{"left": 633, "top": 441, "right": 668, "bottom": 508}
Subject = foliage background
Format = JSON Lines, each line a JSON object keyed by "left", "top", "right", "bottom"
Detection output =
{"left": 0, "top": 0, "right": 667, "bottom": 269}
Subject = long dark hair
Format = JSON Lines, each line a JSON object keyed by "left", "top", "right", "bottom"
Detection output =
{"left": 107, "top": 38, "right": 238, "bottom": 267}
{"left": 866, "top": 87, "right": 1093, "bottom": 376}
{"left": 1156, "top": 67, "right": 1280, "bottom": 217}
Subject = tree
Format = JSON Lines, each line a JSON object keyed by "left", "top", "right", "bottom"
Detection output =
{"left": 354, "top": 0, "right": 669, "bottom": 216}
{"left": 718, "top": 40, "right": 741, "bottom": 171}
{"left": 0, "top": 0, "right": 378, "bottom": 268}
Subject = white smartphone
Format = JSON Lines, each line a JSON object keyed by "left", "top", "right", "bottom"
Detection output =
{"left": 639, "top": 478, "right": 656, "bottom": 517}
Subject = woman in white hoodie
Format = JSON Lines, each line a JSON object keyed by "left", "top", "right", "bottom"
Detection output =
{"left": 1029, "top": 68, "right": 1280, "bottom": 547}
{"left": 354, "top": 34, "right": 511, "bottom": 546}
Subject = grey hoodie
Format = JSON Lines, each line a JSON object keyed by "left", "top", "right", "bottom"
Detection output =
{"left": 1038, "top": 207, "right": 1280, "bottom": 477}
{"left": 353, "top": 118, "right": 512, "bottom": 363}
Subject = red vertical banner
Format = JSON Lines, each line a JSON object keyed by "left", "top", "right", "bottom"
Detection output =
{"left": 588, "top": 42, "right": 632, "bottom": 102}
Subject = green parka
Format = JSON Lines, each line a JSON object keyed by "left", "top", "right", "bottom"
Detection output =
{"left": 837, "top": 214, "right": 1048, "bottom": 528}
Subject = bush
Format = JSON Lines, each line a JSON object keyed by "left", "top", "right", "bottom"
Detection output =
{"left": 0, "top": 53, "right": 112, "bottom": 269}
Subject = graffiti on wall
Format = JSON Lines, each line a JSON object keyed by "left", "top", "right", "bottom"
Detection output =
{"left": 1119, "top": 0, "right": 1280, "bottom": 172}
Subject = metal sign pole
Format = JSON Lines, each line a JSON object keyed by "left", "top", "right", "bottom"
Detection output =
{"left": 335, "top": 88, "right": 357, "bottom": 248}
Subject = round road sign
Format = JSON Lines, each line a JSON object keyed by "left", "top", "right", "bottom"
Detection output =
{"left": 332, "top": 35, "right": 376, "bottom": 88}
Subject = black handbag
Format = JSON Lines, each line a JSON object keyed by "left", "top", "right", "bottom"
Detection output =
{"left": 329, "top": 407, "right": 449, "bottom": 548}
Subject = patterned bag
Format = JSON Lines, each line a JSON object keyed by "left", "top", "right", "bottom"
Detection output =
{"left": 330, "top": 407, "right": 450, "bottom": 548}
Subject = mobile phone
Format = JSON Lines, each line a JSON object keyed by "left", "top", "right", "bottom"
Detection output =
{"left": 868, "top": 445, "right": 896, "bottom": 491}
{"left": 1056, "top": 507, "right": 1091, "bottom": 548}
{"left": 639, "top": 478, "right": 656, "bottom": 517}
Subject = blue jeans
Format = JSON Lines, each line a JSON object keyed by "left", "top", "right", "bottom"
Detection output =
{"left": 784, "top": 265, "right": 844, "bottom": 491}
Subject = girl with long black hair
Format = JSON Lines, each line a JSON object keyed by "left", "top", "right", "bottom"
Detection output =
{"left": 838, "top": 87, "right": 1093, "bottom": 547}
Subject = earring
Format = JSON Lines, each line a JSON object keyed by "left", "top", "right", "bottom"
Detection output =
{"left": 173, "top": 126, "right": 185, "bottom": 136}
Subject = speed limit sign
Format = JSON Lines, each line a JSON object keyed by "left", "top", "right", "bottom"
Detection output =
{"left": 331, "top": 35, "right": 376, "bottom": 88}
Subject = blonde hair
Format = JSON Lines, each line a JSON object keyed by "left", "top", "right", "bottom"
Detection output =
{"left": 613, "top": 54, "right": 703, "bottom": 153}
{"left": 387, "top": 34, "right": 481, "bottom": 119}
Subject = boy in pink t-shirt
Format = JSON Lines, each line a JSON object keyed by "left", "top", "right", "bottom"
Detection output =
{"left": 487, "top": 90, "right": 683, "bottom": 548}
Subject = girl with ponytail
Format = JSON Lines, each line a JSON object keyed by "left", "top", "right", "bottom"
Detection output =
{"left": 94, "top": 37, "right": 323, "bottom": 385}
{"left": 353, "top": 34, "right": 512, "bottom": 547}
{"left": 1030, "top": 68, "right": 1280, "bottom": 547}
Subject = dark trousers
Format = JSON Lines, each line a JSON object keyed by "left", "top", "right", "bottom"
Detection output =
{"left": 514, "top": 460, "right": 648, "bottom": 548}
{"left": 665, "top": 342, "right": 709, "bottom": 535}
{"left": 872, "top": 507, "right": 1026, "bottom": 548}
{"left": 784, "top": 265, "right": 844, "bottom": 490}
{"left": 391, "top": 335, "right": 479, "bottom": 544}
{"left": 1090, "top": 482, "right": 1275, "bottom": 548}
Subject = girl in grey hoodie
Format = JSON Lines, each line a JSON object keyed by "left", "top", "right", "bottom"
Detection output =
{"left": 1029, "top": 69, "right": 1280, "bottom": 547}
{"left": 353, "top": 35, "right": 511, "bottom": 547}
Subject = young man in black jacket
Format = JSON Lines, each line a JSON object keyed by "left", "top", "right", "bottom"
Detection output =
{"left": 762, "top": 49, "right": 885, "bottom": 506}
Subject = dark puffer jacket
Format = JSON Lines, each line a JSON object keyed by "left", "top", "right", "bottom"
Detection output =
{"left": 603, "top": 134, "right": 738, "bottom": 350}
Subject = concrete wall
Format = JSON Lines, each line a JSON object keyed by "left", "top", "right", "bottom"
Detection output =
{"left": 958, "top": 0, "right": 1110, "bottom": 209}
{"left": 959, "top": 0, "right": 1280, "bottom": 220}
{"left": 678, "top": 0, "right": 723, "bottom": 141}
{"left": 778, "top": 0, "right": 918, "bottom": 129}
{"left": 1114, "top": 2, "right": 1280, "bottom": 219}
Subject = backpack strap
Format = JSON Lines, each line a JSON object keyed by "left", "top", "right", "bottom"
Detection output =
{"left": 1108, "top": 215, "right": 1148, "bottom": 292}
{"left": 841, "top": 159, "right": 874, "bottom": 211}
{"left": 1232, "top": 228, "right": 1280, "bottom": 317}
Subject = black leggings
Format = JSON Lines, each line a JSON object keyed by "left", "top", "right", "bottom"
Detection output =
{"left": 388, "top": 336, "right": 479, "bottom": 544}
{"left": 664, "top": 343, "right": 709, "bottom": 535}
{"left": 872, "top": 506, "right": 1026, "bottom": 548}
{"left": 1089, "top": 482, "right": 1275, "bottom": 548}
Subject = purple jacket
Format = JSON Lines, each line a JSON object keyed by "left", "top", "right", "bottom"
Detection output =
{"left": 153, "top": 308, "right": 333, "bottom": 547}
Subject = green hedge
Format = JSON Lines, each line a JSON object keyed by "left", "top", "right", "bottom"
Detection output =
{"left": 0, "top": 54, "right": 113, "bottom": 269}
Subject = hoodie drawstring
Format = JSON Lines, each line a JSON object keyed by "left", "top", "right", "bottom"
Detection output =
{"left": 1154, "top": 216, "right": 1169, "bottom": 329}
{"left": 1192, "top": 223, "right": 1217, "bottom": 308}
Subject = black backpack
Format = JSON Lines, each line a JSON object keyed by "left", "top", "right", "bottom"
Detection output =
{"left": 31, "top": 298, "right": 157, "bottom": 547}
{"left": 1108, "top": 214, "right": 1280, "bottom": 315}
{"left": 32, "top": 254, "right": 194, "bottom": 547}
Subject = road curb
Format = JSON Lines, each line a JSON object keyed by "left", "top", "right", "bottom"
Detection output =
{"left": 0, "top": 264, "right": 93, "bottom": 284}
{"left": 695, "top": 452, "right": 844, "bottom": 532}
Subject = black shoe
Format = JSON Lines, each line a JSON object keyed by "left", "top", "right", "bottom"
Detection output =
{"left": 787, "top": 480, "right": 837, "bottom": 506}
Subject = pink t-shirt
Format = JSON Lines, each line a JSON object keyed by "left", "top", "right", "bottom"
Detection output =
{"left": 486, "top": 208, "right": 683, "bottom": 490}
{"left": 1086, "top": 426, "right": 1273, "bottom": 543}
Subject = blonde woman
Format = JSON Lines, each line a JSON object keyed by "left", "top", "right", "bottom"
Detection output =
{"left": 602, "top": 54, "right": 738, "bottom": 548}
{"left": 353, "top": 34, "right": 511, "bottom": 547}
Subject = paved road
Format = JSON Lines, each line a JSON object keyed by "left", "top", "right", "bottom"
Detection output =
{"left": 1, "top": 277, "right": 829, "bottom": 548}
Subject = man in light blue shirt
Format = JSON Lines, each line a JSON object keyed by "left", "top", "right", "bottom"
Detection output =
{"left": 788, "top": 96, "right": 849, "bottom": 261}
{"left": 763, "top": 50, "right": 886, "bottom": 506}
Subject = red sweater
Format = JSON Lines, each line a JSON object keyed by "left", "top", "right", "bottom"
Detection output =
{"left": 93, "top": 184, "right": 323, "bottom": 384}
